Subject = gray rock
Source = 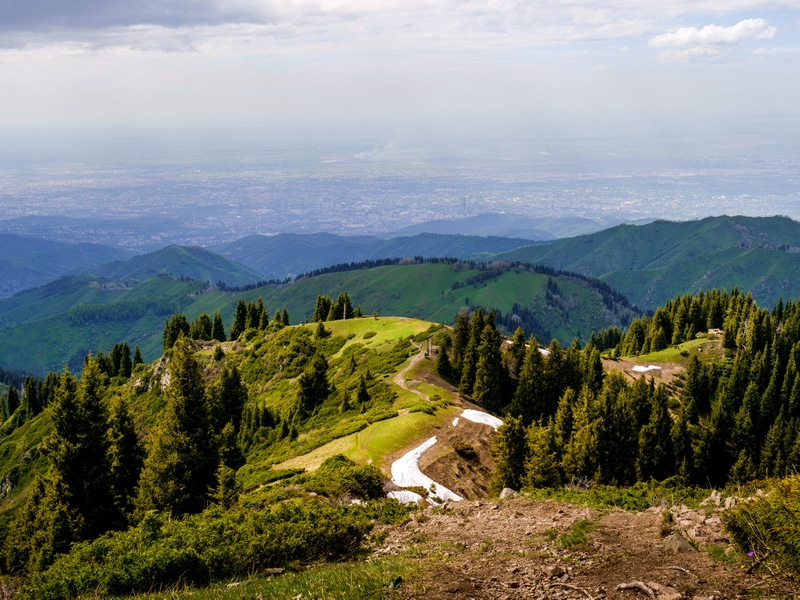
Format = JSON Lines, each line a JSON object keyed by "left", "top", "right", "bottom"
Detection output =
{"left": 500, "top": 487, "right": 518, "bottom": 499}
{"left": 664, "top": 533, "right": 697, "bottom": 554}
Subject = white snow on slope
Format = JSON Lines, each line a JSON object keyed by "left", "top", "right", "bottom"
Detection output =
{"left": 461, "top": 409, "right": 503, "bottom": 430}
{"left": 390, "top": 437, "right": 462, "bottom": 502}
{"left": 387, "top": 490, "right": 424, "bottom": 504}
{"left": 632, "top": 365, "right": 662, "bottom": 373}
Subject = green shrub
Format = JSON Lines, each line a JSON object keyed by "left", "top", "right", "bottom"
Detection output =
{"left": 19, "top": 501, "right": 373, "bottom": 600}
{"left": 453, "top": 441, "right": 477, "bottom": 459}
{"left": 723, "top": 475, "right": 800, "bottom": 581}
{"left": 304, "top": 456, "right": 385, "bottom": 500}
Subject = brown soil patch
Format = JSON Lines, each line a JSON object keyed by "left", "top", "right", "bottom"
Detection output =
{"left": 417, "top": 419, "right": 496, "bottom": 500}
{"left": 601, "top": 358, "right": 685, "bottom": 386}
{"left": 377, "top": 497, "right": 767, "bottom": 599}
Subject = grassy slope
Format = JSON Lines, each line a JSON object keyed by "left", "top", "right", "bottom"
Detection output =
{"left": 82, "top": 245, "right": 264, "bottom": 288}
{"left": 0, "top": 263, "right": 632, "bottom": 376}
{"left": 496, "top": 215, "right": 800, "bottom": 309}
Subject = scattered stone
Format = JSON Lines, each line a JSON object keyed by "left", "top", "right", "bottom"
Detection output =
{"left": 500, "top": 487, "right": 518, "bottom": 499}
{"left": 547, "top": 565, "right": 567, "bottom": 578}
{"left": 617, "top": 581, "right": 656, "bottom": 598}
{"left": 664, "top": 534, "right": 697, "bottom": 554}
{"left": 647, "top": 581, "right": 682, "bottom": 600}
{"left": 263, "top": 567, "right": 285, "bottom": 575}
{"left": 724, "top": 497, "right": 737, "bottom": 510}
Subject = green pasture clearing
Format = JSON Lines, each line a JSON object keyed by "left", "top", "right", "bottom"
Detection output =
{"left": 313, "top": 316, "right": 435, "bottom": 358}
{"left": 631, "top": 335, "right": 724, "bottom": 365}
{"left": 274, "top": 406, "right": 457, "bottom": 473}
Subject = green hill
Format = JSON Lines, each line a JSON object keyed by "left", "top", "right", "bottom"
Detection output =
{"left": 495, "top": 215, "right": 800, "bottom": 309}
{"left": 213, "top": 232, "right": 538, "bottom": 280}
{"left": 0, "top": 233, "right": 129, "bottom": 298}
{"left": 0, "top": 261, "right": 636, "bottom": 376}
{"left": 82, "top": 245, "right": 264, "bottom": 287}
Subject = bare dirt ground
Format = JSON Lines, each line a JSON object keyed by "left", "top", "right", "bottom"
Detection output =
{"left": 375, "top": 496, "right": 773, "bottom": 600}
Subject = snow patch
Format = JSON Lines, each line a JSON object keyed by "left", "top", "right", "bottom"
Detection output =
{"left": 461, "top": 409, "right": 503, "bottom": 430}
{"left": 452, "top": 417, "right": 460, "bottom": 427}
{"left": 390, "top": 437, "right": 462, "bottom": 502}
{"left": 387, "top": 490, "right": 424, "bottom": 505}
{"left": 632, "top": 365, "right": 662, "bottom": 373}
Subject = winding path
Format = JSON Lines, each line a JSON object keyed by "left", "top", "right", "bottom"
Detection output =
{"left": 392, "top": 344, "right": 430, "bottom": 402}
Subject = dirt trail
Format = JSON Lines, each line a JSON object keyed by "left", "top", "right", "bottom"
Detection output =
{"left": 378, "top": 497, "right": 767, "bottom": 599}
{"left": 393, "top": 345, "right": 430, "bottom": 402}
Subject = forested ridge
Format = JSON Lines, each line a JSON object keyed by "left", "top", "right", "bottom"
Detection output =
{"left": 1, "top": 287, "right": 799, "bottom": 596}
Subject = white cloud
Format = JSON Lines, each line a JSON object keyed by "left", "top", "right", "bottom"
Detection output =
{"left": 649, "top": 18, "right": 776, "bottom": 48}
{"left": 753, "top": 46, "right": 800, "bottom": 55}
{"left": 656, "top": 46, "right": 721, "bottom": 62}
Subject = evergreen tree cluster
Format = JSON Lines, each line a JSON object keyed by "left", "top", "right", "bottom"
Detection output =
{"left": 489, "top": 289, "right": 800, "bottom": 494}
{"left": 3, "top": 373, "right": 60, "bottom": 429}
{"left": 4, "top": 341, "right": 250, "bottom": 577}
{"left": 92, "top": 342, "right": 142, "bottom": 379}
{"left": 229, "top": 298, "right": 289, "bottom": 340}
{"left": 311, "top": 292, "right": 362, "bottom": 322}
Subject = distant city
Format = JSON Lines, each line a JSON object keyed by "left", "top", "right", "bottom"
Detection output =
{"left": 1, "top": 121, "right": 799, "bottom": 250}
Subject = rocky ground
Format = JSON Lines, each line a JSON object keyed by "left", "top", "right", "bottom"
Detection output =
{"left": 374, "top": 492, "right": 786, "bottom": 600}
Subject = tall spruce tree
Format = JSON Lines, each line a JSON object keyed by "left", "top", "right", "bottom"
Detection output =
{"left": 489, "top": 415, "right": 527, "bottom": 494}
{"left": 43, "top": 360, "right": 117, "bottom": 539}
{"left": 137, "top": 340, "right": 217, "bottom": 516}
{"left": 229, "top": 299, "right": 248, "bottom": 340}
{"left": 108, "top": 396, "right": 145, "bottom": 519}
{"left": 472, "top": 324, "right": 505, "bottom": 413}
{"left": 296, "top": 353, "right": 331, "bottom": 417}
{"left": 211, "top": 310, "right": 227, "bottom": 342}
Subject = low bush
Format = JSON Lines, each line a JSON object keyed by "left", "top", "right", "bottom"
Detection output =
{"left": 304, "top": 455, "right": 385, "bottom": 500}
{"left": 723, "top": 475, "right": 800, "bottom": 582}
{"left": 19, "top": 501, "right": 373, "bottom": 600}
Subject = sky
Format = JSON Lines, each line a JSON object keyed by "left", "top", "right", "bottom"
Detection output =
{"left": 1, "top": 1, "right": 799, "bottom": 135}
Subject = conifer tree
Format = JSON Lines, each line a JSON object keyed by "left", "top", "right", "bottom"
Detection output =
{"left": 562, "top": 385, "right": 599, "bottom": 482}
{"left": 335, "top": 292, "right": 353, "bottom": 320}
{"left": 459, "top": 308, "right": 484, "bottom": 396}
{"left": 43, "top": 360, "right": 117, "bottom": 539}
{"left": 451, "top": 310, "right": 470, "bottom": 377}
{"left": 137, "top": 340, "right": 217, "bottom": 516}
{"left": 211, "top": 310, "right": 227, "bottom": 342}
{"left": 636, "top": 385, "right": 674, "bottom": 481}
{"left": 296, "top": 353, "right": 331, "bottom": 417}
{"left": 356, "top": 375, "right": 370, "bottom": 406}
{"left": 312, "top": 295, "right": 332, "bottom": 322}
{"left": 507, "top": 327, "right": 527, "bottom": 384}
{"left": 132, "top": 345, "right": 144, "bottom": 367}
{"left": 229, "top": 299, "right": 248, "bottom": 340}
{"left": 525, "top": 420, "right": 562, "bottom": 488}
{"left": 509, "top": 340, "right": 545, "bottom": 426}
{"left": 435, "top": 342, "right": 453, "bottom": 379}
{"left": 108, "top": 396, "right": 144, "bottom": 519}
{"left": 489, "top": 415, "right": 527, "bottom": 494}
{"left": 473, "top": 324, "right": 505, "bottom": 413}
{"left": 208, "top": 365, "right": 248, "bottom": 432}
{"left": 23, "top": 375, "right": 41, "bottom": 417}
{"left": 118, "top": 342, "right": 133, "bottom": 378}
{"left": 190, "top": 313, "right": 213, "bottom": 341}
{"left": 163, "top": 314, "right": 190, "bottom": 351}
{"left": 281, "top": 307, "right": 290, "bottom": 326}
{"left": 6, "top": 385, "right": 19, "bottom": 417}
